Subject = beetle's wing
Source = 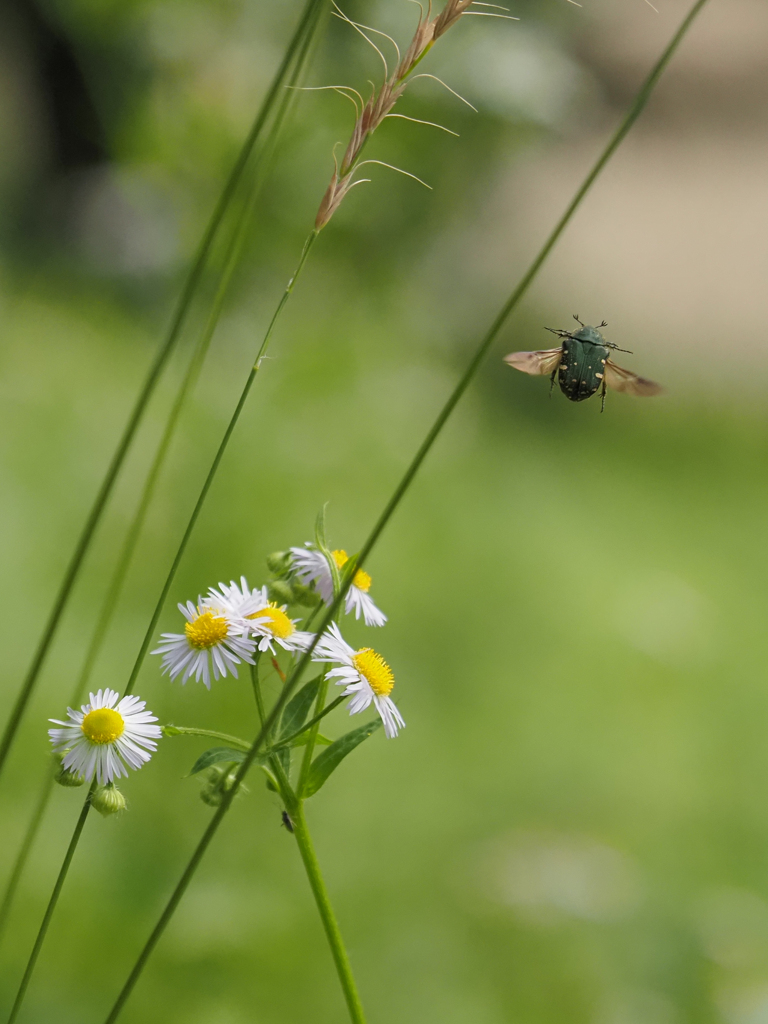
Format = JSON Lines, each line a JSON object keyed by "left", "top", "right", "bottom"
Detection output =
{"left": 503, "top": 347, "right": 562, "bottom": 376}
{"left": 604, "top": 359, "right": 663, "bottom": 396}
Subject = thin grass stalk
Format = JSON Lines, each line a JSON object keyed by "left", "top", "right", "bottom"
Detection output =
{"left": 119, "top": 0, "right": 482, "bottom": 700}
{"left": 99, "top": 5, "right": 709, "bottom": 1016}
{"left": 0, "top": 0, "right": 329, "bottom": 783}
{"left": 6, "top": 783, "right": 95, "bottom": 1024}
{"left": 0, "top": 0, "right": 328, "bottom": 951}
{"left": 123, "top": 229, "right": 318, "bottom": 697}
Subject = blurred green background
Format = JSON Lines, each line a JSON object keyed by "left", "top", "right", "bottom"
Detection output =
{"left": 1, "top": 0, "right": 768, "bottom": 1021}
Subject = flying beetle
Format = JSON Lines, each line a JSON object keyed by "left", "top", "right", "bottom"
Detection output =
{"left": 504, "top": 316, "right": 662, "bottom": 412}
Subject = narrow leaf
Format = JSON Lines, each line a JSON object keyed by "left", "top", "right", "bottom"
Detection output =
{"left": 278, "top": 675, "right": 323, "bottom": 741}
{"left": 303, "top": 719, "right": 382, "bottom": 798}
{"left": 289, "top": 731, "right": 332, "bottom": 748}
{"left": 314, "top": 504, "right": 329, "bottom": 552}
{"left": 188, "top": 746, "right": 246, "bottom": 776}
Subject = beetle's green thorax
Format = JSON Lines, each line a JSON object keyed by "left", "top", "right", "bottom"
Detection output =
{"left": 557, "top": 328, "right": 609, "bottom": 403}
{"left": 571, "top": 325, "right": 606, "bottom": 347}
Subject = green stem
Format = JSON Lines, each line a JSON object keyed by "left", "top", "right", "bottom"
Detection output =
{"left": 124, "top": 230, "right": 318, "bottom": 696}
{"left": 249, "top": 660, "right": 268, "bottom": 730}
{"left": 0, "top": 772, "right": 55, "bottom": 946}
{"left": 290, "top": 803, "right": 367, "bottom": 1024}
{"left": 6, "top": 783, "right": 95, "bottom": 1024}
{"left": 0, "top": 9, "right": 322, "bottom": 784}
{"left": 162, "top": 726, "right": 251, "bottom": 750}
{"left": 255, "top": 699, "right": 365, "bottom": 1024}
{"left": 99, "top": 5, "right": 708, "bottom": 1017}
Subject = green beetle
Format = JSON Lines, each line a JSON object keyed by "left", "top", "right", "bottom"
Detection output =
{"left": 504, "top": 316, "right": 662, "bottom": 412}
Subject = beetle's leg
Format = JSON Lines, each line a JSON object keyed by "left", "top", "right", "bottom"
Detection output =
{"left": 549, "top": 367, "right": 557, "bottom": 398}
{"left": 605, "top": 341, "right": 633, "bottom": 354}
{"left": 600, "top": 378, "right": 607, "bottom": 413}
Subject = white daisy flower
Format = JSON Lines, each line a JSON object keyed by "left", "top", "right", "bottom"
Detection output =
{"left": 290, "top": 545, "right": 387, "bottom": 627}
{"left": 151, "top": 599, "right": 255, "bottom": 689}
{"left": 241, "top": 585, "right": 315, "bottom": 655}
{"left": 203, "top": 577, "right": 264, "bottom": 631}
{"left": 312, "top": 623, "right": 405, "bottom": 738}
{"left": 49, "top": 688, "right": 162, "bottom": 785}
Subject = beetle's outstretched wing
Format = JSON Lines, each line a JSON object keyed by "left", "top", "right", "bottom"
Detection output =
{"left": 503, "top": 347, "right": 562, "bottom": 376}
{"left": 604, "top": 359, "right": 663, "bottom": 396}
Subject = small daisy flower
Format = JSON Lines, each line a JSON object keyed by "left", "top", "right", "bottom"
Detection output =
{"left": 203, "top": 577, "right": 264, "bottom": 630}
{"left": 152, "top": 599, "right": 255, "bottom": 688}
{"left": 49, "top": 688, "right": 161, "bottom": 785}
{"left": 241, "top": 585, "right": 315, "bottom": 655}
{"left": 290, "top": 544, "right": 387, "bottom": 627}
{"left": 312, "top": 623, "right": 405, "bottom": 738}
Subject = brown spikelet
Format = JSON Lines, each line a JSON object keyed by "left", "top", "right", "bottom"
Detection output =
{"left": 315, "top": 0, "right": 485, "bottom": 230}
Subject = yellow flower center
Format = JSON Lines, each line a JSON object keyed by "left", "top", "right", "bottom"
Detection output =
{"left": 185, "top": 610, "right": 229, "bottom": 650}
{"left": 81, "top": 707, "right": 125, "bottom": 745}
{"left": 248, "top": 603, "right": 295, "bottom": 639}
{"left": 332, "top": 549, "right": 372, "bottom": 593}
{"left": 352, "top": 648, "right": 394, "bottom": 697}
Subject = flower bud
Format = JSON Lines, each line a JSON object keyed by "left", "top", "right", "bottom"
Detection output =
{"left": 53, "top": 754, "right": 85, "bottom": 788}
{"left": 200, "top": 765, "right": 242, "bottom": 807}
{"left": 91, "top": 783, "right": 127, "bottom": 817}
{"left": 267, "top": 580, "right": 296, "bottom": 606}
{"left": 292, "top": 582, "right": 321, "bottom": 608}
{"left": 266, "top": 551, "right": 292, "bottom": 577}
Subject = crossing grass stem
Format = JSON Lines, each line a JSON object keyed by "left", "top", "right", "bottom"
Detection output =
{"left": 98, "top": 3, "right": 710, "bottom": 1018}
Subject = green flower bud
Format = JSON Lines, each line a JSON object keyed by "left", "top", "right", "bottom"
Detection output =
{"left": 266, "top": 551, "right": 292, "bottom": 577}
{"left": 91, "top": 783, "right": 127, "bottom": 817}
{"left": 200, "top": 765, "right": 244, "bottom": 807}
{"left": 52, "top": 754, "right": 85, "bottom": 787}
{"left": 267, "top": 580, "right": 296, "bottom": 606}
{"left": 292, "top": 582, "right": 321, "bottom": 608}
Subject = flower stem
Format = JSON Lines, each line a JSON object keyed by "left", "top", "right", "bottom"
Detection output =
{"left": 263, "top": 723, "right": 367, "bottom": 1024}
{"left": 98, "top": 5, "right": 708, "bottom": 1016}
{"left": 249, "top": 660, "right": 268, "bottom": 730}
{"left": 162, "top": 726, "right": 251, "bottom": 750}
{"left": 124, "top": 229, "right": 319, "bottom": 696}
{"left": 6, "top": 783, "right": 95, "bottom": 1024}
{"left": 0, "top": 0, "right": 329, "bottom": 782}
{"left": 290, "top": 803, "right": 367, "bottom": 1024}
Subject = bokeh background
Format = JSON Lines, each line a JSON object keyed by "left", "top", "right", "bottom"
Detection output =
{"left": 1, "top": 0, "right": 768, "bottom": 1021}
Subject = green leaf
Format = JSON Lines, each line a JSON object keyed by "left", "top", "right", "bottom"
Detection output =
{"left": 278, "top": 675, "right": 323, "bottom": 742}
{"left": 289, "top": 731, "right": 332, "bottom": 748}
{"left": 303, "top": 719, "right": 382, "bottom": 798}
{"left": 314, "top": 504, "right": 329, "bottom": 551}
{"left": 188, "top": 747, "right": 246, "bottom": 776}
{"left": 314, "top": 504, "right": 340, "bottom": 597}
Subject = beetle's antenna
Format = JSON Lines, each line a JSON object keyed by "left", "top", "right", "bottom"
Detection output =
{"left": 572, "top": 313, "right": 584, "bottom": 327}
{"left": 597, "top": 319, "right": 608, "bottom": 328}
